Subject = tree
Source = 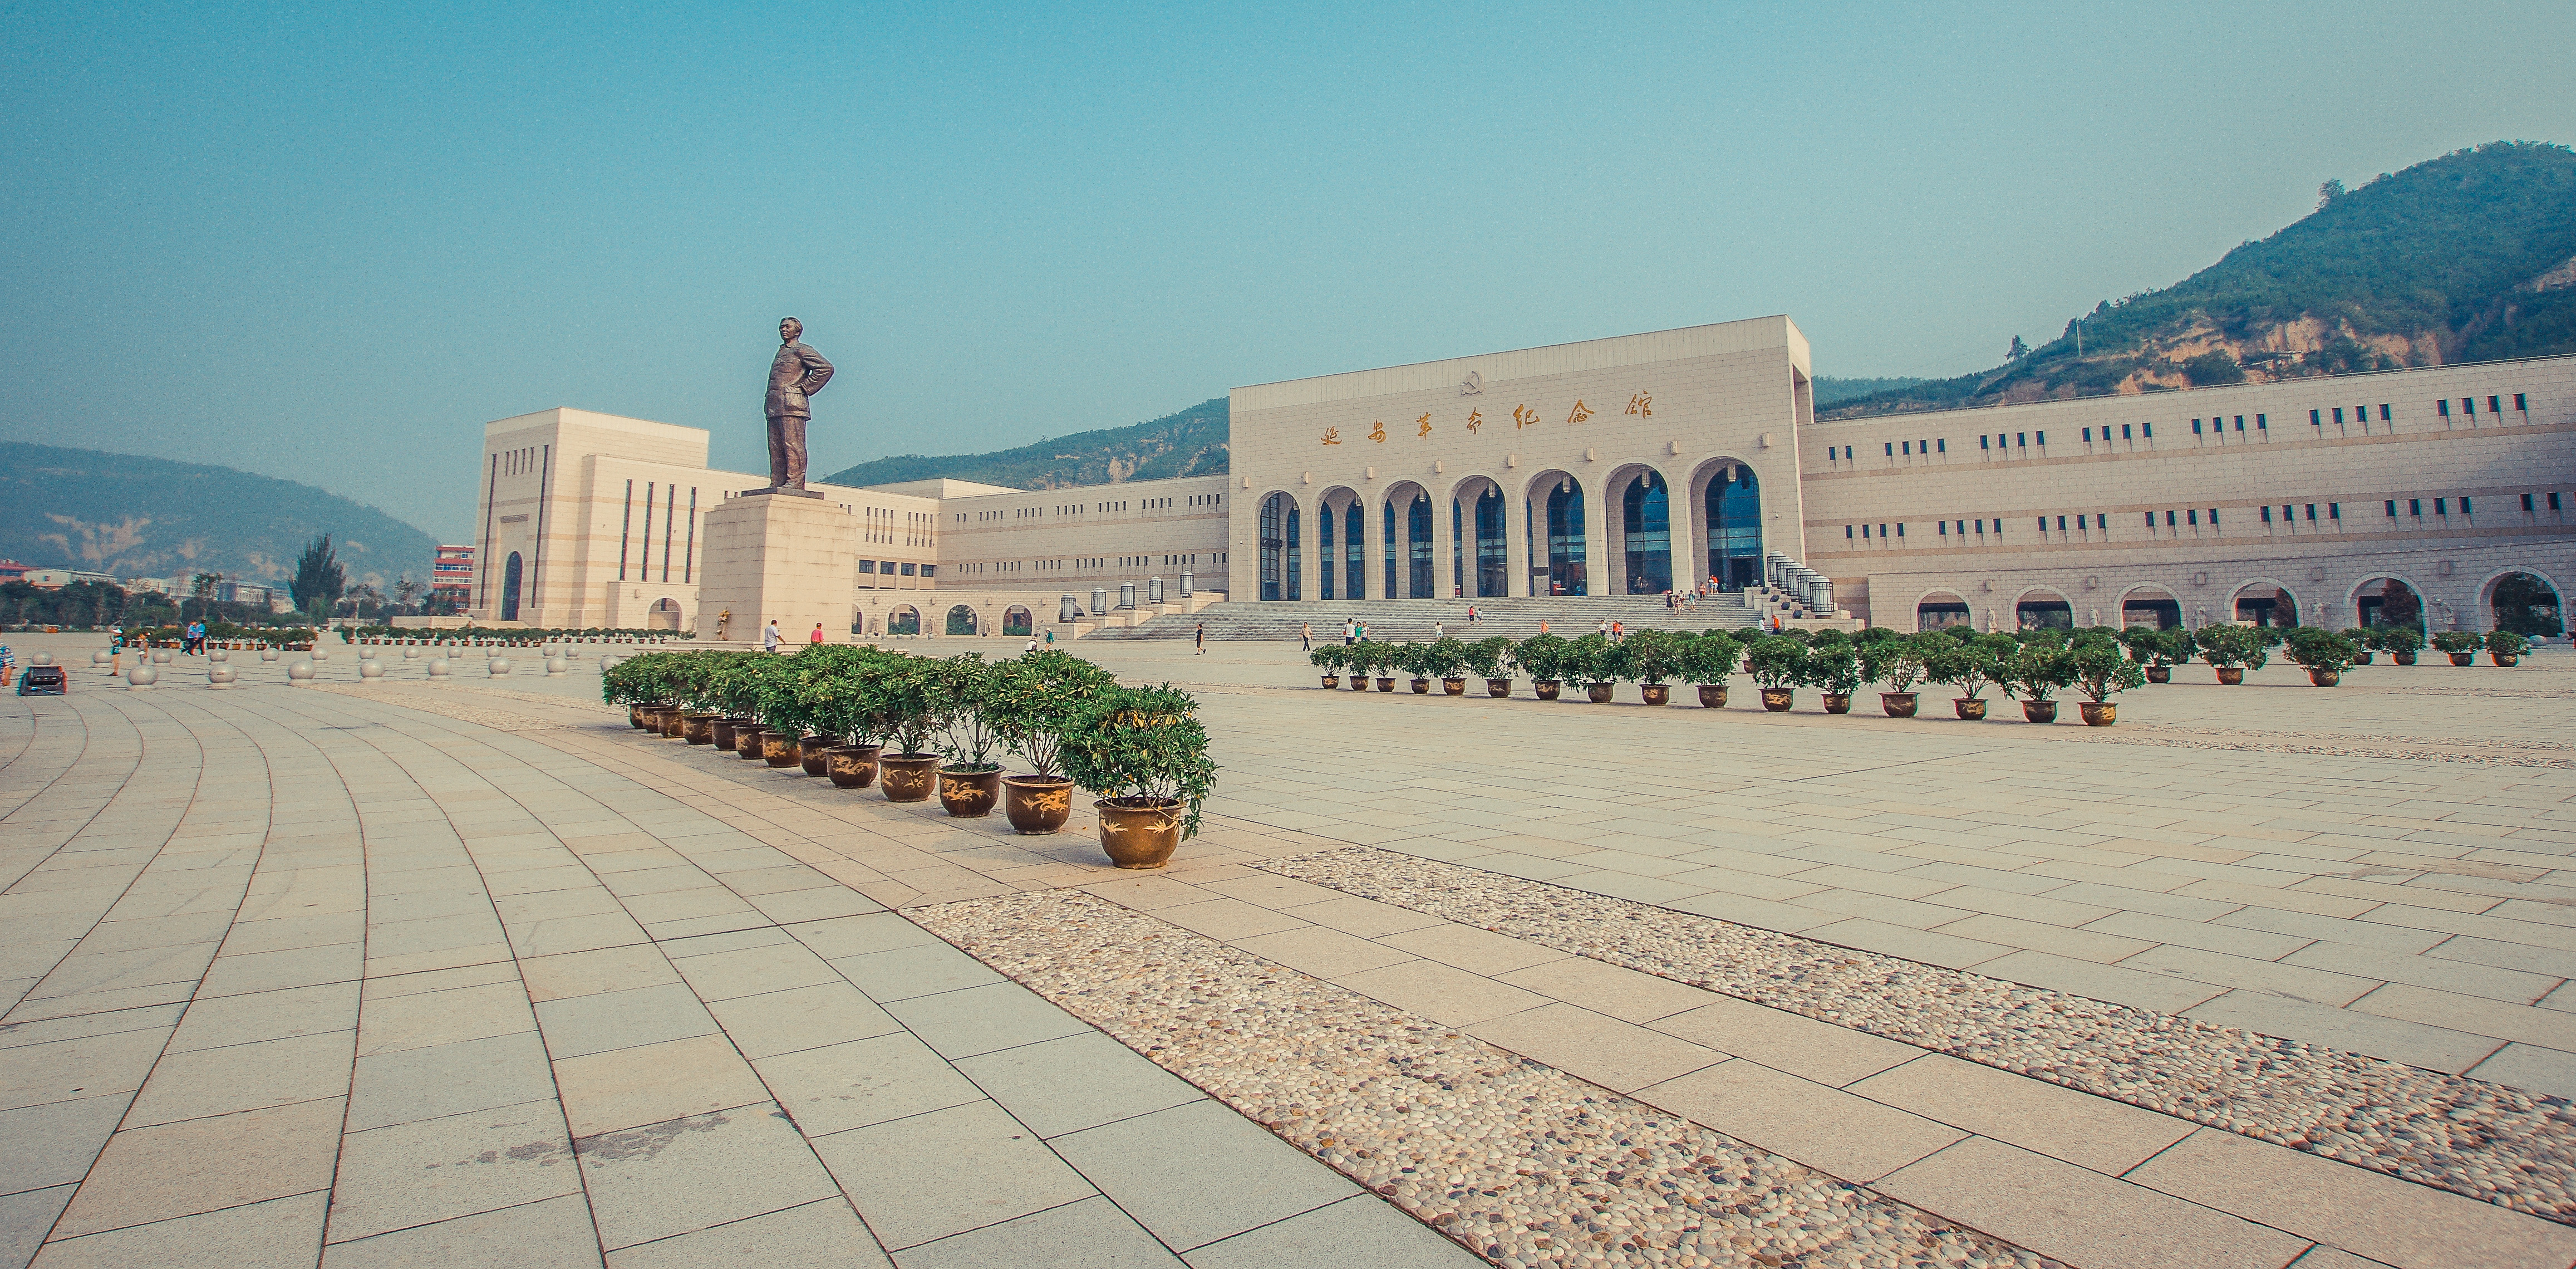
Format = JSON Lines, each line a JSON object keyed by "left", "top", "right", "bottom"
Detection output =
{"left": 2007, "top": 335, "right": 2028, "bottom": 361}
{"left": 2316, "top": 178, "right": 2345, "bottom": 209}
{"left": 395, "top": 575, "right": 421, "bottom": 615}
{"left": 189, "top": 572, "right": 222, "bottom": 621}
{"left": 289, "top": 535, "right": 346, "bottom": 615}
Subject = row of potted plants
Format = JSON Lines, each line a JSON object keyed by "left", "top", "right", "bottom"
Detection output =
{"left": 602, "top": 646, "right": 1217, "bottom": 869}
{"left": 1307, "top": 621, "right": 2532, "bottom": 723}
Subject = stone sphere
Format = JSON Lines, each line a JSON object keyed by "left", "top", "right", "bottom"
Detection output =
{"left": 92, "top": 649, "right": 111, "bottom": 667}
{"left": 209, "top": 648, "right": 228, "bottom": 663}
{"left": 209, "top": 665, "right": 237, "bottom": 688}
{"left": 309, "top": 645, "right": 330, "bottom": 661}
{"left": 489, "top": 657, "right": 513, "bottom": 677}
{"left": 403, "top": 647, "right": 419, "bottom": 659}
{"left": 260, "top": 646, "right": 279, "bottom": 662}
{"left": 427, "top": 657, "right": 451, "bottom": 678}
{"left": 33, "top": 652, "right": 54, "bottom": 667}
{"left": 151, "top": 648, "right": 172, "bottom": 664}
{"left": 287, "top": 660, "right": 315, "bottom": 683}
{"left": 127, "top": 664, "right": 158, "bottom": 689}
{"left": 359, "top": 660, "right": 384, "bottom": 679}
{"left": 544, "top": 656, "right": 567, "bottom": 675}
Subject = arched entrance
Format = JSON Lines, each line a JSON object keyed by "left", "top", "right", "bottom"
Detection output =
{"left": 2016, "top": 589, "right": 2073, "bottom": 631}
{"left": 2233, "top": 583, "right": 2299, "bottom": 627}
{"left": 946, "top": 605, "right": 978, "bottom": 636}
{"left": 1621, "top": 471, "right": 1672, "bottom": 595}
{"left": 1531, "top": 475, "right": 1588, "bottom": 596}
{"left": 888, "top": 605, "right": 921, "bottom": 636}
{"left": 1258, "top": 492, "right": 1291, "bottom": 601}
{"left": 2489, "top": 572, "right": 2564, "bottom": 635}
{"left": 2354, "top": 577, "right": 2422, "bottom": 630}
{"left": 1917, "top": 592, "right": 1972, "bottom": 631}
{"left": 1003, "top": 605, "right": 1034, "bottom": 636}
{"left": 1704, "top": 465, "right": 1761, "bottom": 590}
{"left": 1469, "top": 483, "right": 1507, "bottom": 597}
{"left": 648, "top": 597, "right": 681, "bottom": 631}
{"left": 1383, "top": 483, "right": 1432, "bottom": 599}
{"left": 500, "top": 552, "right": 523, "bottom": 621}
{"left": 1316, "top": 495, "right": 1335, "bottom": 600}
{"left": 1343, "top": 500, "right": 1366, "bottom": 600}
{"left": 2120, "top": 586, "right": 2181, "bottom": 630}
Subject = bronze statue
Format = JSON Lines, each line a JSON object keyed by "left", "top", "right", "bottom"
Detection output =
{"left": 764, "top": 317, "right": 834, "bottom": 492}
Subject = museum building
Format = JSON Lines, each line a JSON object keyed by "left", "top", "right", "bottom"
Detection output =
{"left": 468, "top": 316, "right": 2574, "bottom": 637}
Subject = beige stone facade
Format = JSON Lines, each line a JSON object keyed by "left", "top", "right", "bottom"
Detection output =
{"left": 470, "top": 324, "right": 2574, "bottom": 637}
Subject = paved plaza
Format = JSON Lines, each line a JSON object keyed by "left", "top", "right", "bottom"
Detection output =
{"left": 6, "top": 633, "right": 2576, "bottom": 1268}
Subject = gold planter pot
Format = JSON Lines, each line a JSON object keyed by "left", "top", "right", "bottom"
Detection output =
{"left": 1486, "top": 678, "right": 1512, "bottom": 698}
{"left": 761, "top": 732, "right": 801, "bottom": 767}
{"left": 1443, "top": 678, "right": 1467, "bottom": 696}
{"left": 2216, "top": 666, "right": 2247, "bottom": 684}
{"left": 1410, "top": 678, "right": 1432, "bottom": 694}
{"left": 1096, "top": 798, "right": 1182, "bottom": 869}
{"left": 737, "top": 726, "right": 771, "bottom": 760}
{"left": 2080, "top": 701, "right": 2118, "bottom": 726}
{"left": 1880, "top": 692, "right": 1918, "bottom": 718}
{"left": 1585, "top": 682, "right": 1615, "bottom": 703}
{"left": 825, "top": 745, "right": 881, "bottom": 789}
{"left": 1697, "top": 684, "right": 1727, "bottom": 708}
{"left": 1375, "top": 677, "right": 1396, "bottom": 693}
{"left": 2493, "top": 653, "right": 2520, "bottom": 667}
{"left": 628, "top": 704, "right": 648, "bottom": 729}
{"left": 938, "top": 768, "right": 1002, "bottom": 817}
{"left": 1760, "top": 688, "right": 1795, "bottom": 712}
{"left": 1640, "top": 684, "right": 1670, "bottom": 706}
{"left": 1002, "top": 776, "right": 1074, "bottom": 834}
{"left": 1822, "top": 693, "right": 1852, "bottom": 714}
{"left": 710, "top": 717, "right": 741, "bottom": 751}
{"left": 2449, "top": 652, "right": 2475, "bottom": 667}
{"left": 1320, "top": 675, "right": 1339, "bottom": 689}
{"left": 2308, "top": 668, "right": 2341, "bottom": 687}
{"left": 684, "top": 713, "right": 720, "bottom": 745}
{"left": 1954, "top": 697, "right": 1989, "bottom": 721}
{"left": 797, "top": 735, "right": 832, "bottom": 776}
{"left": 1349, "top": 675, "right": 1371, "bottom": 691}
{"left": 2021, "top": 699, "right": 2058, "bottom": 724}
{"left": 878, "top": 754, "right": 940, "bottom": 802}
{"left": 2145, "top": 665, "right": 2171, "bottom": 683}
{"left": 1533, "top": 681, "right": 1562, "bottom": 701}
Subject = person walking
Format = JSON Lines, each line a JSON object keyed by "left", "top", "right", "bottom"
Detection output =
{"left": 1044, "top": 628, "right": 1055, "bottom": 646}
{"left": 1344, "top": 620, "right": 1356, "bottom": 645}
{"left": 763, "top": 620, "right": 782, "bottom": 653}
{"left": 1538, "top": 619, "right": 1549, "bottom": 636}
{"left": 1433, "top": 620, "right": 1444, "bottom": 639}
{"left": 1024, "top": 636, "right": 1040, "bottom": 654}
{"left": 1194, "top": 623, "right": 1207, "bottom": 655}
{"left": 0, "top": 642, "right": 14, "bottom": 688}
{"left": 809, "top": 623, "right": 825, "bottom": 646}
{"left": 1300, "top": 621, "right": 1311, "bottom": 650}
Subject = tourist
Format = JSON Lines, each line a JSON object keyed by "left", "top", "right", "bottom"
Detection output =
{"left": 1300, "top": 621, "right": 1312, "bottom": 650}
{"left": 1610, "top": 620, "right": 1624, "bottom": 642}
{"left": 109, "top": 626, "right": 125, "bottom": 674}
{"left": 1196, "top": 623, "right": 1207, "bottom": 655}
{"left": 1044, "top": 628, "right": 1055, "bottom": 646}
{"left": 763, "top": 620, "right": 781, "bottom": 653}
{"left": 809, "top": 622, "right": 825, "bottom": 645}
{"left": 0, "top": 642, "right": 13, "bottom": 688}
{"left": 1024, "top": 636, "right": 1039, "bottom": 654}
{"left": 1344, "top": 619, "right": 1356, "bottom": 645}
{"left": 1433, "top": 621, "right": 1444, "bottom": 639}
{"left": 1538, "top": 619, "right": 1549, "bottom": 635}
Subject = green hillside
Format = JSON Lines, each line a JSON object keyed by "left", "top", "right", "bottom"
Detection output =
{"left": 1825, "top": 140, "right": 2576, "bottom": 419}
{"left": 0, "top": 443, "right": 438, "bottom": 591}
{"left": 822, "top": 398, "right": 1228, "bottom": 491}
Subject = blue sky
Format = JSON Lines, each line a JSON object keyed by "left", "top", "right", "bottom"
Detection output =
{"left": 4, "top": 1, "right": 2570, "bottom": 539}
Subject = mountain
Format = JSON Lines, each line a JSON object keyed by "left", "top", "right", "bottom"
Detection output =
{"left": 1824, "top": 140, "right": 2576, "bottom": 419}
{"left": 0, "top": 443, "right": 439, "bottom": 591}
{"left": 822, "top": 398, "right": 1229, "bottom": 491}
{"left": 1813, "top": 377, "right": 1928, "bottom": 406}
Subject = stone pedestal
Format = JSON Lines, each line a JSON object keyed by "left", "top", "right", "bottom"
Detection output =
{"left": 695, "top": 489, "right": 856, "bottom": 645}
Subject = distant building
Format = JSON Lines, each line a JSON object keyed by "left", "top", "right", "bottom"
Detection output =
{"left": 0, "top": 560, "right": 24, "bottom": 584}
{"left": 432, "top": 544, "right": 475, "bottom": 608}
{"left": 218, "top": 579, "right": 287, "bottom": 611}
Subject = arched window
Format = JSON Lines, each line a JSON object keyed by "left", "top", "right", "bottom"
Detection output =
{"left": 1317, "top": 503, "right": 1335, "bottom": 600}
{"left": 888, "top": 606, "right": 921, "bottom": 636}
{"left": 1916, "top": 594, "right": 1972, "bottom": 631}
{"left": 2356, "top": 579, "right": 2422, "bottom": 631}
{"left": 1345, "top": 501, "right": 1365, "bottom": 600}
{"left": 1258, "top": 494, "right": 1284, "bottom": 601}
{"left": 1543, "top": 480, "right": 1587, "bottom": 596}
{"left": 2017, "top": 591, "right": 2073, "bottom": 631}
{"left": 1286, "top": 504, "right": 1301, "bottom": 601}
{"left": 500, "top": 552, "right": 524, "bottom": 621}
{"left": 648, "top": 597, "right": 681, "bottom": 631}
{"left": 1474, "top": 487, "right": 1507, "bottom": 597}
{"left": 1003, "top": 606, "right": 1033, "bottom": 636}
{"left": 2120, "top": 590, "right": 2181, "bottom": 630}
{"left": 1622, "top": 472, "right": 1671, "bottom": 594}
{"left": 1407, "top": 493, "right": 1433, "bottom": 597}
{"left": 1706, "top": 467, "right": 1761, "bottom": 590}
{"left": 2233, "top": 585, "right": 2298, "bottom": 628}
{"left": 946, "top": 605, "right": 977, "bottom": 636}
{"left": 2492, "top": 573, "right": 2564, "bottom": 636}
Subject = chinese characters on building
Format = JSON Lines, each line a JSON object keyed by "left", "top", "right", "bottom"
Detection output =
{"left": 1326, "top": 393, "right": 1650, "bottom": 447}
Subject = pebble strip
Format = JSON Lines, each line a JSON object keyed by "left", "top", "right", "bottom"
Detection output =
{"left": 1266, "top": 849, "right": 2576, "bottom": 1223}
{"left": 916, "top": 890, "right": 2059, "bottom": 1269}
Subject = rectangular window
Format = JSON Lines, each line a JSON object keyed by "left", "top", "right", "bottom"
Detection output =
{"left": 2385, "top": 501, "right": 2396, "bottom": 517}
{"left": 2234, "top": 416, "right": 2245, "bottom": 431}
{"left": 1879, "top": 524, "right": 1889, "bottom": 538}
{"left": 2329, "top": 503, "right": 2339, "bottom": 520}
{"left": 1937, "top": 521, "right": 1946, "bottom": 536}
{"left": 2142, "top": 422, "right": 2152, "bottom": 438}
{"left": 2462, "top": 496, "right": 2474, "bottom": 515}
{"left": 1980, "top": 435, "right": 1990, "bottom": 450}
{"left": 1975, "top": 520, "right": 1983, "bottom": 533}
{"left": 2085, "top": 427, "right": 2095, "bottom": 442}
{"left": 2490, "top": 396, "right": 2503, "bottom": 416}
{"left": 2464, "top": 398, "right": 2477, "bottom": 416}
{"left": 2312, "top": 409, "right": 2322, "bottom": 426}
{"left": 2436, "top": 498, "right": 2447, "bottom": 515}
{"left": 1885, "top": 442, "right": 1894, "bottom": 457}
{"left": 2378, "top": 404, "right": 2390, "bottom": 421}
{"left": 2017, "top": 433, "right": 2027, "bottom": 448}
{"left": 1896, "top": 523, "right": 1905, "bottom": 537}
{"left": 2191, "top": 420, "right": 2202, "bottom": 435}
{"left": 2056, "top": 515, "right": 2067, "bottom": 531}
{"left": 2304, "top": 504, "right": 2316, "bottom": 521}
{"left": 2410, "top": 499, "right": 2422, "bottom": 516}
{"left": 1861, "top": 525, "right": 1870, "bottom": 538}
{"left": 2515, "top": 394, "right": 2528, "bottom": 413}
{"left": 2165, "top": 510, "right": 2176, "bottom": 527}
{"left": 2208, "top": 508, "right": 2219, "bottom": 525}
{"left": 2096, "top": 514, "right": 2106, "bottom": 529}
{"left": 901, "top": 562, "right": 917, "bottom": 576}
{"left": 1936, "top": 438, "right": 1946, "bottom": 452}
{"left": 2438, "top": 399, "right": 2451, "bottom": 418}
{"left": 2035, "top": 431, "right": 2046, "bottom": 445}
{"left": 2262, "top": 505, "right": 2273, "bottom": 523}
{"left": 2525, "top": 493, "right": 2537, "bottom": 512}
{"left": 2144, "top": 512, "right": 2155, "bottom": 527}
{"left": 2257, "top": 413, "right": 2267, "bottom": 429}
{"left": 2036, "top": 517, "right": 2047, "bottom": 533}
{"left": 2333, "top": 408, "right": 2344, "bottom": 425}
{"left": 2187, "top": 509, "right": 2198, "bottom": 526}
{"left": 1846, "top": 525, "right": 1854, "bottom": 539}
{"left": 858, "top": 559, "right": 875, "bottom": 573}
{"left": 2121, "top": 424, "right": 2132, "bottom": 439}
{"left": 921, "top": 565, "right": 935, "bottom": 578}
{"left": 1903, "top": 441, "right": 1912, "bottom": 455}
{"left": 2553, "top": 493, "right": 2564, "bottom": 511}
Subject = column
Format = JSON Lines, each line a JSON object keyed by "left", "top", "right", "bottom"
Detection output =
{"left": 1361, "top": 492, "right": 1385, "bottom": 601}
{"left": 1430, "top": 482, "right": 1456, "bottom": 602}
{"left": 1664, "top": 464, "right": 1695, "bottom": 599}
{"left": 1504, "top": 481, "right": 1532, "bottom": 598}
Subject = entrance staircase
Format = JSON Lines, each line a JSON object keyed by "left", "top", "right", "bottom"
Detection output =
{"left": 1085, "top": 593, "right": 1766, "bottom": 642}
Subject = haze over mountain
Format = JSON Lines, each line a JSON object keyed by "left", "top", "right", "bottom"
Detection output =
{"left": 0, "top": 443, "right": 437, "bottom": 592}
{"left": 1822, "top": 140, "right": 2576, "bottom": 419}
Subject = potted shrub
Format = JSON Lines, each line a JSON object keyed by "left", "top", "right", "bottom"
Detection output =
{"left": 1859, "top": 631, "right": 1928, "bottom": 717}
{"left": 1368, "top": 640, "right": 1399, "bottom": 693}
{"left": 2487, "top": 629, "right": 2530, "bottom": 667}
{"left": 1567, "top": 633, "right": 1618, "bottom": 702}
{"left": 2004, "top": 643, "right": 2075, "bottom": 723}
{"left": 2378, "top": 624, "right": 2425, "bottom": 665}
{"left": 2432, "top": 630, "right": 2485, "bottom": 666}
{"left": 986, "top": 650, "right": 1117, "bottom": 834}
{"left": 2195, "top": 624, "right": 2267, "bottom": 684}
{"left": 1615, "top": 628, "right": 1684, "bottom": 705}
{"left": 1426, "top": 636, "right": 1474, "bottom": 695}
{"left": 2284, "top": 628, "right": 2360, "bottom": 686}
{"left": 1744, "top": 636, "right": 1808, "bottom": 712}
{"left": 1921, "top": 634, "right": 2005, "bottom": 719}
{"left": 1464, "top": 635, "right": 1518, "bottom": 697}
{"left": 1307, "top": 643, "right": 1345, "bottom": 688}
{"left": 1677, "top": 630, "right": 1741, "bottom": 708}
{"left": 800, "top": 654, "right": 888, "bottom": 790}
{"left": 1060, "top": 684, "right": 1217, "bottom": 870}
{"left": 2072, "top": 643, "right": 2145, "bottom": 726}
{"left": 748, "top": 654, "right": 825, "bottom": 768}
{"left": 1516, "top": 633, "right": 1570, "bottom": 700}
{"left": 925, "top": 654, "right": 1005, "bottom": 817}
{"left": 2120, "top": 626, "right": 2179, "bottom": 684}
{"left": 601, "top": 651, "right": 672, "bottom": 729}
{"left": 1806, "top": 644, "right": 1861, "bottom": 714}
{"left": 2342, "top": 628, "right": 2376, "bottom": 665}
{"left": 869, "top": 655, "right": 943, "bottom": 802}
{"left": 1344, "top": 640, "right": 1379, "bottom": 691}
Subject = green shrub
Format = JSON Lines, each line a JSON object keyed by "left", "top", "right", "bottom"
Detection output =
{"left": 1857, "top": 632, "right": 1929, "bottom": 693}
{"left": 1921, "top": 635, "right": 2004, "bottom": 699}
{"left": 1059, "top": 684, "right": 1217, "bottom": 839}
{"left": 1514, "top": 633, "right": 1571, "bottom": 683}
{"left": 2283, "top": 628, "right": 2361, "bottom": 674}
{"left": 925, "top": 654, "right": 1002, "bottom": 771}
{"left": 1306, "top": 644, "right": 1346, "bottom": 673}
{"left": 2195, "top": 624, "right": 2269, "bottom": 670}
{"left": 2430, "top": 630, "right": 2483, "bottom": 654}
{"left": 2376, "top": 625, "right": 2426, "bottom": 655}
{"left": 1743, "top": 636, "right": 1809, "bottom": 690}
{"left": 1420, "top": 637, "right": 1473, "bottom": 680}
{"left": 2073, "top": 644, "right": 2145, "bottom": 701}
{"left": 2487, "top": 629, "right": 2531, "bottom": 658}
{"left": 2005, "top": 645, "right": 2077, "bottom": 702}
{"left": 1564, "top": 634, "right": 1615, "bottom": 685}
{"left": 1806, "top": 646, "right": 1862, "bottom": 695}
{"left": 1463, "top": 636, "right": 1518, "bottom": 679}
{"left": 1675, "top": 631, "right": 1742, "bottom": 684}
{"left": 984, "top": 650, "right": 1119, "bottom": 780}
{"left": 1611, "top": 629, "right": 1683, "bottom": 685}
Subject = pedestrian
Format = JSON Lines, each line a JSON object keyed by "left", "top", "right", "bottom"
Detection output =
{"left": 1538, "top": 619, "right": 1549, "bottom": 636}
{"left": 1195, "top": 622, "right": 1206, "bottom": 655}
{"left": 1344, "top": 620, "right": 1356, "bottom": 645}
{"left": 1044, "top": 628, "right": 1055, "bottom": 646}
{"left": 763, "top": 620, "right": 782, "bottom": 653}
{"left": 1611, "top": 620, "right": 1624, "bottom": 641}
{"left": 0, "top": 642, "right": 14, "bottom": 688}
{"left": 1025, "top": 636, "right": 1039, "bottom": 654}
{"left": 809, "top": 622, "right": 825, "bottom": 645}
{"left": 1300, "top": 621, "right": 1312, "bottom": 650}
{"left": 109, "top": 626, "right": 125, "bottom": 675}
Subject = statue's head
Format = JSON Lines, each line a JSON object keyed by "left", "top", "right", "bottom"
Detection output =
{"left": 779, "top": 317, "right": 803, "bottom": 342}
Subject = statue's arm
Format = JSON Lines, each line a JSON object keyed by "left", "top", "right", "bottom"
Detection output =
{"left": 800, "top": 347, "right": 834, "bottom": 395}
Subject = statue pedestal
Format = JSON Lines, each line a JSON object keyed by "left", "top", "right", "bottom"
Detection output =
{"left": 695, "top": 490, "right": 855, "bottom": 646}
